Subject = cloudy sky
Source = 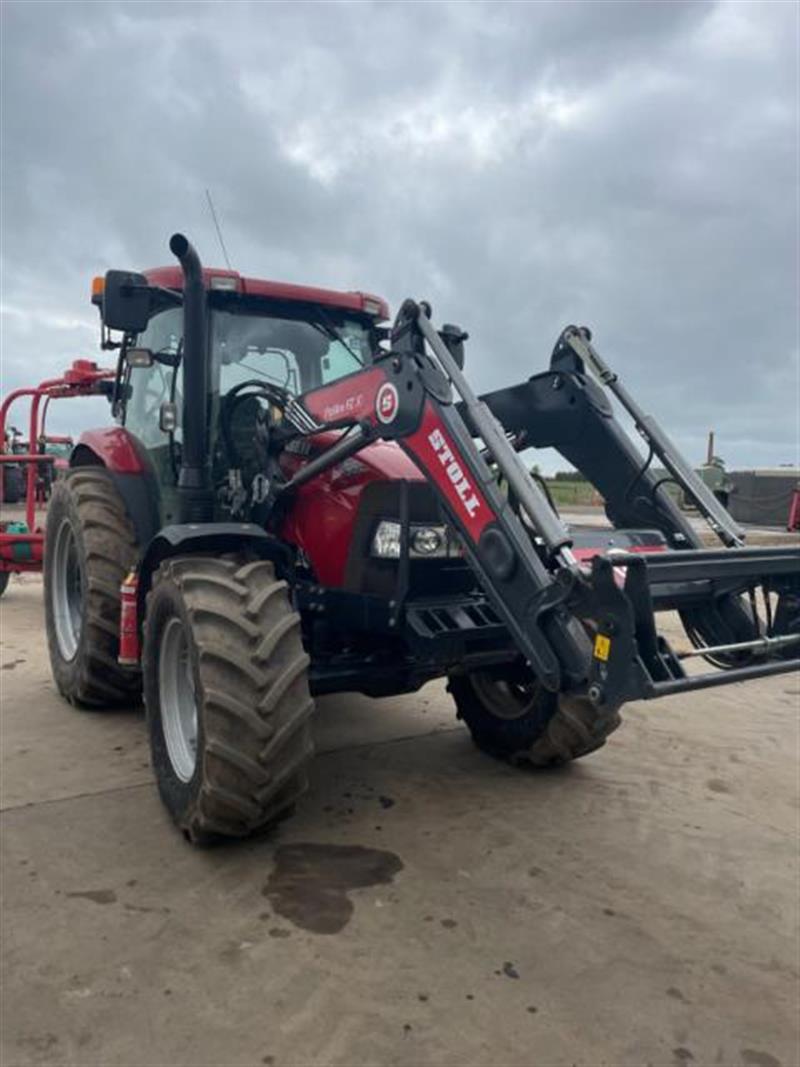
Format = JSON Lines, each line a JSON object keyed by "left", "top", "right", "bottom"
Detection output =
{"left": 1, "top": 0, "right": 798, "bottom": 472}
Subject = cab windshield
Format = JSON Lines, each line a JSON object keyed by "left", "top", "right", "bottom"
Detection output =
{"left": 122, "top": 303, "right": 377, "bottom": 462}
{"left": 212, "top": 307, "right": 373, "bottom": 397}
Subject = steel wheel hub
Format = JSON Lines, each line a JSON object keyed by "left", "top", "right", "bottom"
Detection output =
{"left": 159, "top": 617, "right": 198, "bottom": 782}
{"left": 52, "top": 519, "right": 83, "bottom": 661}
{"left": 470, "top": 671, "right": 538, "bottom": 721}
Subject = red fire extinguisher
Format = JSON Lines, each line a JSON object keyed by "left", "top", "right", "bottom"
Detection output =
{"left": 118, "top": 571, "right": 140, "bottom": 666}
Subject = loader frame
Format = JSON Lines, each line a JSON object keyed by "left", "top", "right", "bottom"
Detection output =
{"left": 272, "top": 299, "right": 799, "bottom": 711}
{"left": 95, "top": 236, "right": 798, "bottom": 714}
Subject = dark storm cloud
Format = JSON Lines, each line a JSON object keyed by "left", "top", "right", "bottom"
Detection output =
{"left": 1, "top": 0, "right": 797, "bottom": 469}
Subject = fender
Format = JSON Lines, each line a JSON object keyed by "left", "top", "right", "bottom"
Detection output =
{"left": 135, "top": 522, "right": 292, "bottom": 627}
{"left": 71, "top": 427, "right": 162, "bottom": 549}
{"left": 73, "top": 427, "right": 148, "bottom": 473}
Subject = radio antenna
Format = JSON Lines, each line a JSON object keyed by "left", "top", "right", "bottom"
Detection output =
{"left": 205, "top": 188, "right": 232, "bottom": 270}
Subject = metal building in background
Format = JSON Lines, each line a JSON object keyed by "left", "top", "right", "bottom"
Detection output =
{"left": 727, "top": 469, "right": 800, "bottom": 527}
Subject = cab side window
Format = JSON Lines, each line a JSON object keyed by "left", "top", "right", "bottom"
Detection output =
{"left": 321, "top": 340, "right": 363, "bottom": 384}
{"left": 124, "top": 308, "right": 183, "bottom": 448}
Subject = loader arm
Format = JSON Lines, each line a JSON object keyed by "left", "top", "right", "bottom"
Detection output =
{"left": 287, "top": 307, "right": 592, "bottom": 695}
{"left": 455, "top": 328, "right": 793, "bottom": 654}
{"left": 282, "top": 300, "right": 800, "bottom": 712}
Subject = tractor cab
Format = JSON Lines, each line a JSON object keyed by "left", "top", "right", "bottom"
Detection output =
{"left": 95, "top": 260, "right": 390, "bottom": 527}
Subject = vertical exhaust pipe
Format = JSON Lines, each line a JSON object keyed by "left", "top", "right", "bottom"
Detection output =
{"left": 169, "top": 233, "right": 213, "bottom": 522}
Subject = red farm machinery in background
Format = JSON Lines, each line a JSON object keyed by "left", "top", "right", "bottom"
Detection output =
{"left": 0, "top": 360, "right": 115, "bottom": 595}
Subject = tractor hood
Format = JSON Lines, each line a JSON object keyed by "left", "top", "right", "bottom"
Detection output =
{"left": 298, "top": 431, "right": 425, "bottom": 483}
{"left": 278, "top": 433, "right": 429, "bottom": 588}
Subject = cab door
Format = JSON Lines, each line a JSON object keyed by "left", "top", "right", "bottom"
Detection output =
{"left": 122, "top": 307, "right": 183, "bottom": 524}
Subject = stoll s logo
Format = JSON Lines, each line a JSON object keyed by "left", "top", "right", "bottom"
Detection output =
{"left": 375, "top": 382, "right": 399, "bottom": 424}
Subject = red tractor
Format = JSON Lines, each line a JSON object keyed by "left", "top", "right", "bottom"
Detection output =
{"left": 43, "top": 234, "right": 799, "bottom": 843}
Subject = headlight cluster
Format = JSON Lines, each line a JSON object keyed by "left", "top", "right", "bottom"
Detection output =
{"left": 371, "top": 520, "right": 459, "bottom": 559}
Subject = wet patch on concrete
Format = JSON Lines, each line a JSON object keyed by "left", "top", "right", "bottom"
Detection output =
{"left": 667, "top": 986, "right": 691, "bottom": 1003}
{"left": 66, "top": 889, "right": 117, "bottom": 905}
{"left": 263, "top": 842, "right": 403, "bottom": 934}
{"left": 741, "top": 1051, "right": 782, "bottom": 1067}
{"left": 123, "top": 902, "right": 170, "bottom": 915}
{"left": 16, "top": 1032, "right": 59, "bottom": 1056}
{"left": 673, "top": 1048, "right": 695, "bottom": 1063}
{"left": 707, "top": 778, "right": 732, "bottom": 794}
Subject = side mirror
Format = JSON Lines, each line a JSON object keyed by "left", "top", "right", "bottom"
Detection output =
{"left": 125, "top": 348, "right": 154, "bottom": 368}
{"left": 159, "top": 401, "right": 178, "bottom": 434}
{"left": 103, "top": 270, "right": 151, "bottom": 334}
{"left": 126, "top": 346, "right": 181, "bottom": 369}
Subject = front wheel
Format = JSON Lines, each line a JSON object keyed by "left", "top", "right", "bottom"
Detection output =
{"left": 143, "top": 556, "right": 315, "bottom": 843}
{"left": 449, "top": 663, "right": 621, "bottom": 766}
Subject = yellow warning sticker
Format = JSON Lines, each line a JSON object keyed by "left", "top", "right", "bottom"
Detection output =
{"left": 593, "top": 634, "right": 611, "bottom": 662}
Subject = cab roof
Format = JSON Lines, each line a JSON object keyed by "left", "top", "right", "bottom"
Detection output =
{"left": 142, "top": 266, "right": 389, "bottom": 321}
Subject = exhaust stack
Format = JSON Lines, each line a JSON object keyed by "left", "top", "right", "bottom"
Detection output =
{"left": 169, "top": 233, "right": 213, "bottom": 522}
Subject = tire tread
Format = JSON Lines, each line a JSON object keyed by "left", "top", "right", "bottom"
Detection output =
{"left": 450, "top": 673, "right": 621, "bottom": 767}
{"left": 44, "top": 468, "right": 140, "bottom": 707}
{"left": 144, "top": 556, "right": 314, "bottom": 842}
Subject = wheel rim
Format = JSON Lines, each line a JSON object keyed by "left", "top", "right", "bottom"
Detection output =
{"left": 470, "top": 671, "right": 539, "bottom": 721}
{"left": 52, "top": 518, "right": 83, "bottom": 661}
{"left": 159, "top": 616, "right": 198, "bottom": 782}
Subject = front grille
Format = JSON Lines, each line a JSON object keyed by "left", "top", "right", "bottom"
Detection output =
{"left": 344, "top": 480, "right": 475, "bottom": 598}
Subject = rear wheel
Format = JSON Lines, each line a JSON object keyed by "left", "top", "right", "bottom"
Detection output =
{"left": 2, "top": 465, "right": 24, "bottom": 504}
{"left": 449, "top": 663, "right": 621, "bottom": 766}
{"left": 143, "top": 556, "right": 315, "bottom": 843}
{"left": 44, "top": 469, "right": 141, "bottom": 706}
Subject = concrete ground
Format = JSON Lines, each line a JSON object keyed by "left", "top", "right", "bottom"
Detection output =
{"left": 1, "top": 574, "right": 798, "bottom": 1067}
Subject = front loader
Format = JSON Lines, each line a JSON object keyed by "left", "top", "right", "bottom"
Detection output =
{"left": 43, "top": 234, "right": 800, "bottom": 843}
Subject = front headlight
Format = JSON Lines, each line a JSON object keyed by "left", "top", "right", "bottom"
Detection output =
{"left": 412, "top": 526, "right": 442, "bottom": 555}
{"left": 371, "top": 520, "right": 457, "bottom": 559}
{"left": 372, "top": 520, "right": 403, "bottom": 559}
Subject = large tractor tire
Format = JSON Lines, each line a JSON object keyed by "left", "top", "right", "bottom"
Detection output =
{"left": 44, "top": 468, "right": 141, "bottom": 707}
{"left": 449, "top": 663, "right": 621, "bottom": 766}
{"left": 142, "top": 556, "right": 315, "bottom": 843}
{"left": 3, "top": 465, "right": 25, "bottom": 504}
